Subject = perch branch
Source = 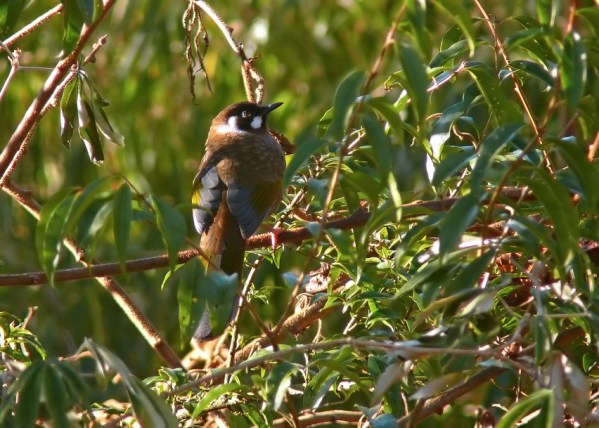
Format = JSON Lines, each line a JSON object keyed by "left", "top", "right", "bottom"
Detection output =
{"left": 0, "top": 187, "right": 538, "bottom": 287}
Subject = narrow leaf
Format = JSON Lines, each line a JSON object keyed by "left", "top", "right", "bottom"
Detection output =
{"left": 470, "top": 123, "right": 523, "bottom": 192}
{"left": 398, "top": 44, "right": 429, "bottom": 123}
{"left": 496, "top": 389, "right": 552, "bottom": 428}
{"left": 363, "top": 115, "right": 391, "bottom": 175}
{"left": 283, "top": 136, "right": 327, "bottom": 188}
{"left": 327, "top": 71, "right": 365, "bottom": 140}
{"left": 561, "top": 32, "right": 588, "bottom": 111}
{"left": 113, "top": 183, "right": 133, "bottom": 272}
{"left": 44, "top": 362, "right": 70, "bottom": 428}
{"left": 60, "top": 77, "right": 79, "bottom": 147}
{"left": 439, "top": 193, "right": 480, "bottom": 257}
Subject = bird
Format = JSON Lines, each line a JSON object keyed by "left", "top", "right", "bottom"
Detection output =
{"left": 191, "top": 101, "right": 285, "bottom": 340}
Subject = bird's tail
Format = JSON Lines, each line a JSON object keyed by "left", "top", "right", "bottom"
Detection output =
{"left": 192, "top": 202, "right": 245, "bottom": 340}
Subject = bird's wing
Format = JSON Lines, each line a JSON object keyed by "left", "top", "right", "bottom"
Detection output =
{"left": 226, "top": 179, "right": 282, "bottom": 239}
{"left": 192, "top": 162, "right": 224, "bottom": 236}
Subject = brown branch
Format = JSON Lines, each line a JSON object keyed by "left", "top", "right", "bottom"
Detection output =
{"left": 2, "top": 181, "right": 182, "bottom": 369}
{"left": 170, "top": 338, "right": 501, "bottom": 397}
{"left": 397, "top": 366, "right": 507, "bottom": 427}
{"left": 0, "top": 188, "right": 536, "bottom": 287}
{"left": 0, "top": 0, "right": 117, "bottom": 189}
{"left": 272, "top": 410, "right": 363, "bottom": 427}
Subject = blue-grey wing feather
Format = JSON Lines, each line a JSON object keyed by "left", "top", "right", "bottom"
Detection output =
{"left": 192, "top": 164, "right": 223, "bottom": 235}
{"left": 226, "top": 186, "right": 267, "bottom": 239}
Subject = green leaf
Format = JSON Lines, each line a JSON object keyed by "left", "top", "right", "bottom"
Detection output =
{"left": 12, "top": 362, "right": 45, "bottom": 428}
{"left": 432, "top": 148, "right": 476, "bottom": 187}
{"left": 283, "top": 136, "right": 327, "bottom": 188}
{"left": 197, "top": 272, "right": 239, "bottom": 337}
{"left": 327, "top": 71, "right": 365, "bottom": 140}
{"left": 128, "top": 377, "right": 178, "bottom": 428}
{"left": 64, "top": 176, "right": 112, "bottom": 234}
{"left": 576, "top": 7, "right": 599, "bottom": 37}
{"left": 0, "top": 0, "right": 25, "bottom": 39}
{"left": 113, "top": 183, "right": 133, "bottom": 272}
{"left": 75, "top": 0, "right": 95, "bottom": 24}
{"left": 77, "top": 91, "right": 104, "bottom": 164}
{"left": 466, "top": 63, "right": 522, "bottom": 124}
{"left": 429, "top": 39, "right": 470, "bottom": 68}
{"left": 365, "top": 96, "right": 404, "bottom": 141}
{"left": 60, "top": 78, "right": 79, "bottom": 147}
{"left": 265, "top": 362, "right": 299, "bottom": 411}
{"left": 36, "top": 189, "right": 77, "bottom": 286}
{"left": 561, "top": 32, "right": 588, "bottom": 111}
{"left": 398, "top": 44, "right": 429, "bottom": 123}
{"left": 496, "top": 389, "right": 552, "bottom": 428}
{"left": 470, "top": 123, "right": 523, "bottom": 192}
{"left": 439, "top": 193, "right": 480, "bottom": 257}
{"left": 510, "top": 60, "right": 555, "bottom": 88}
{"left": 61, "top": 0, "right": 85, "bottom": 53}
{"left": 429, "top": 101, "right": 468, "bottom": 162}
{"left": 174, "top": 258, "right": 205, "bottom": 344}
{"left": 430, "top": 0, "right": 476, "bottom": 56}
{"left": 536, "top": 0, "right": 559, "bottom": 26}
{"left": 445, "top": 250, "right": 496, "bottom": 295}
{"left": 152, "top": 195, "right": 187, "bottom": 270}
{"left": 192, "top": 383, "right": 248, "bottom": 418}
{"left": 362, "top": 115, "right": 391, "bottom": 175}
{"left": 552, "top": 140, "right": 599, "bottom": 212}
{"left": 516, "top": 167, "right": 579, "bottom": 267}
{"left": 43, "top": 361, "right": 70, "bottom": 428}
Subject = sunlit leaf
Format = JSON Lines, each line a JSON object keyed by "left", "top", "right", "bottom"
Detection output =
{"left": 496, "top": 389, "right": 552, "bottom": 428}
{"left": 113, "top": 183, "right": 133, "bottom": 271}
{"left": 561, "top": 32, "right": 588, "bottom": 111}
{"left": 327, "top": 71, "right": 364, "bottom": 140}
{"left": 398, "top": 43, "right": 429, "bottom": 123}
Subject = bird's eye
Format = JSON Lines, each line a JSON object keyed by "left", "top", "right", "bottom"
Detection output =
{"left": 241, "top": 110, "right": 251, "bottom": 118}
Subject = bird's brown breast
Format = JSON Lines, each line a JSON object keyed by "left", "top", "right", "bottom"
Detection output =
{"left": 207, "top": 131, "right": 285, "bottom": 185}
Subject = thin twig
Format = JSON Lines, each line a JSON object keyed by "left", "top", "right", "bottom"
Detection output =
{"left": 0, "top": 47, "right": 20, "bottom": 101}
{"left": 1, "top": 5, "right": 63, "bottom": 48}
{"left": 193, "top": 0, "right": 264, "bottom": 103}
{"left": 169, "top": 338, "right": 506, "bottom": 397}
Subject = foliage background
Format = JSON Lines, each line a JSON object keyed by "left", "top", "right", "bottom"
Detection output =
{"left": 0, "top": 0, "right": 598, "bottom": 426}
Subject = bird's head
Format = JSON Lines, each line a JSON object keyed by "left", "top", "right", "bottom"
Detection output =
{"left": 212, "top": 101, "right": 283, "bottom": 135}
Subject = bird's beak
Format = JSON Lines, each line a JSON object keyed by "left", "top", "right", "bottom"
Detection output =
{"left": 263, "top": 102, "right": 283, "bottom": 115}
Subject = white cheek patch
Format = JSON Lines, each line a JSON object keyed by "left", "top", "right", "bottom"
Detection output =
{"left": 215, "top": 116, "right": 243, "bottom": 134}
{"left": 228, "top": 116, "right": 239, "bottom": 130}
{"left": 251, "top": 116, "right": 262, "bottom": 129}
